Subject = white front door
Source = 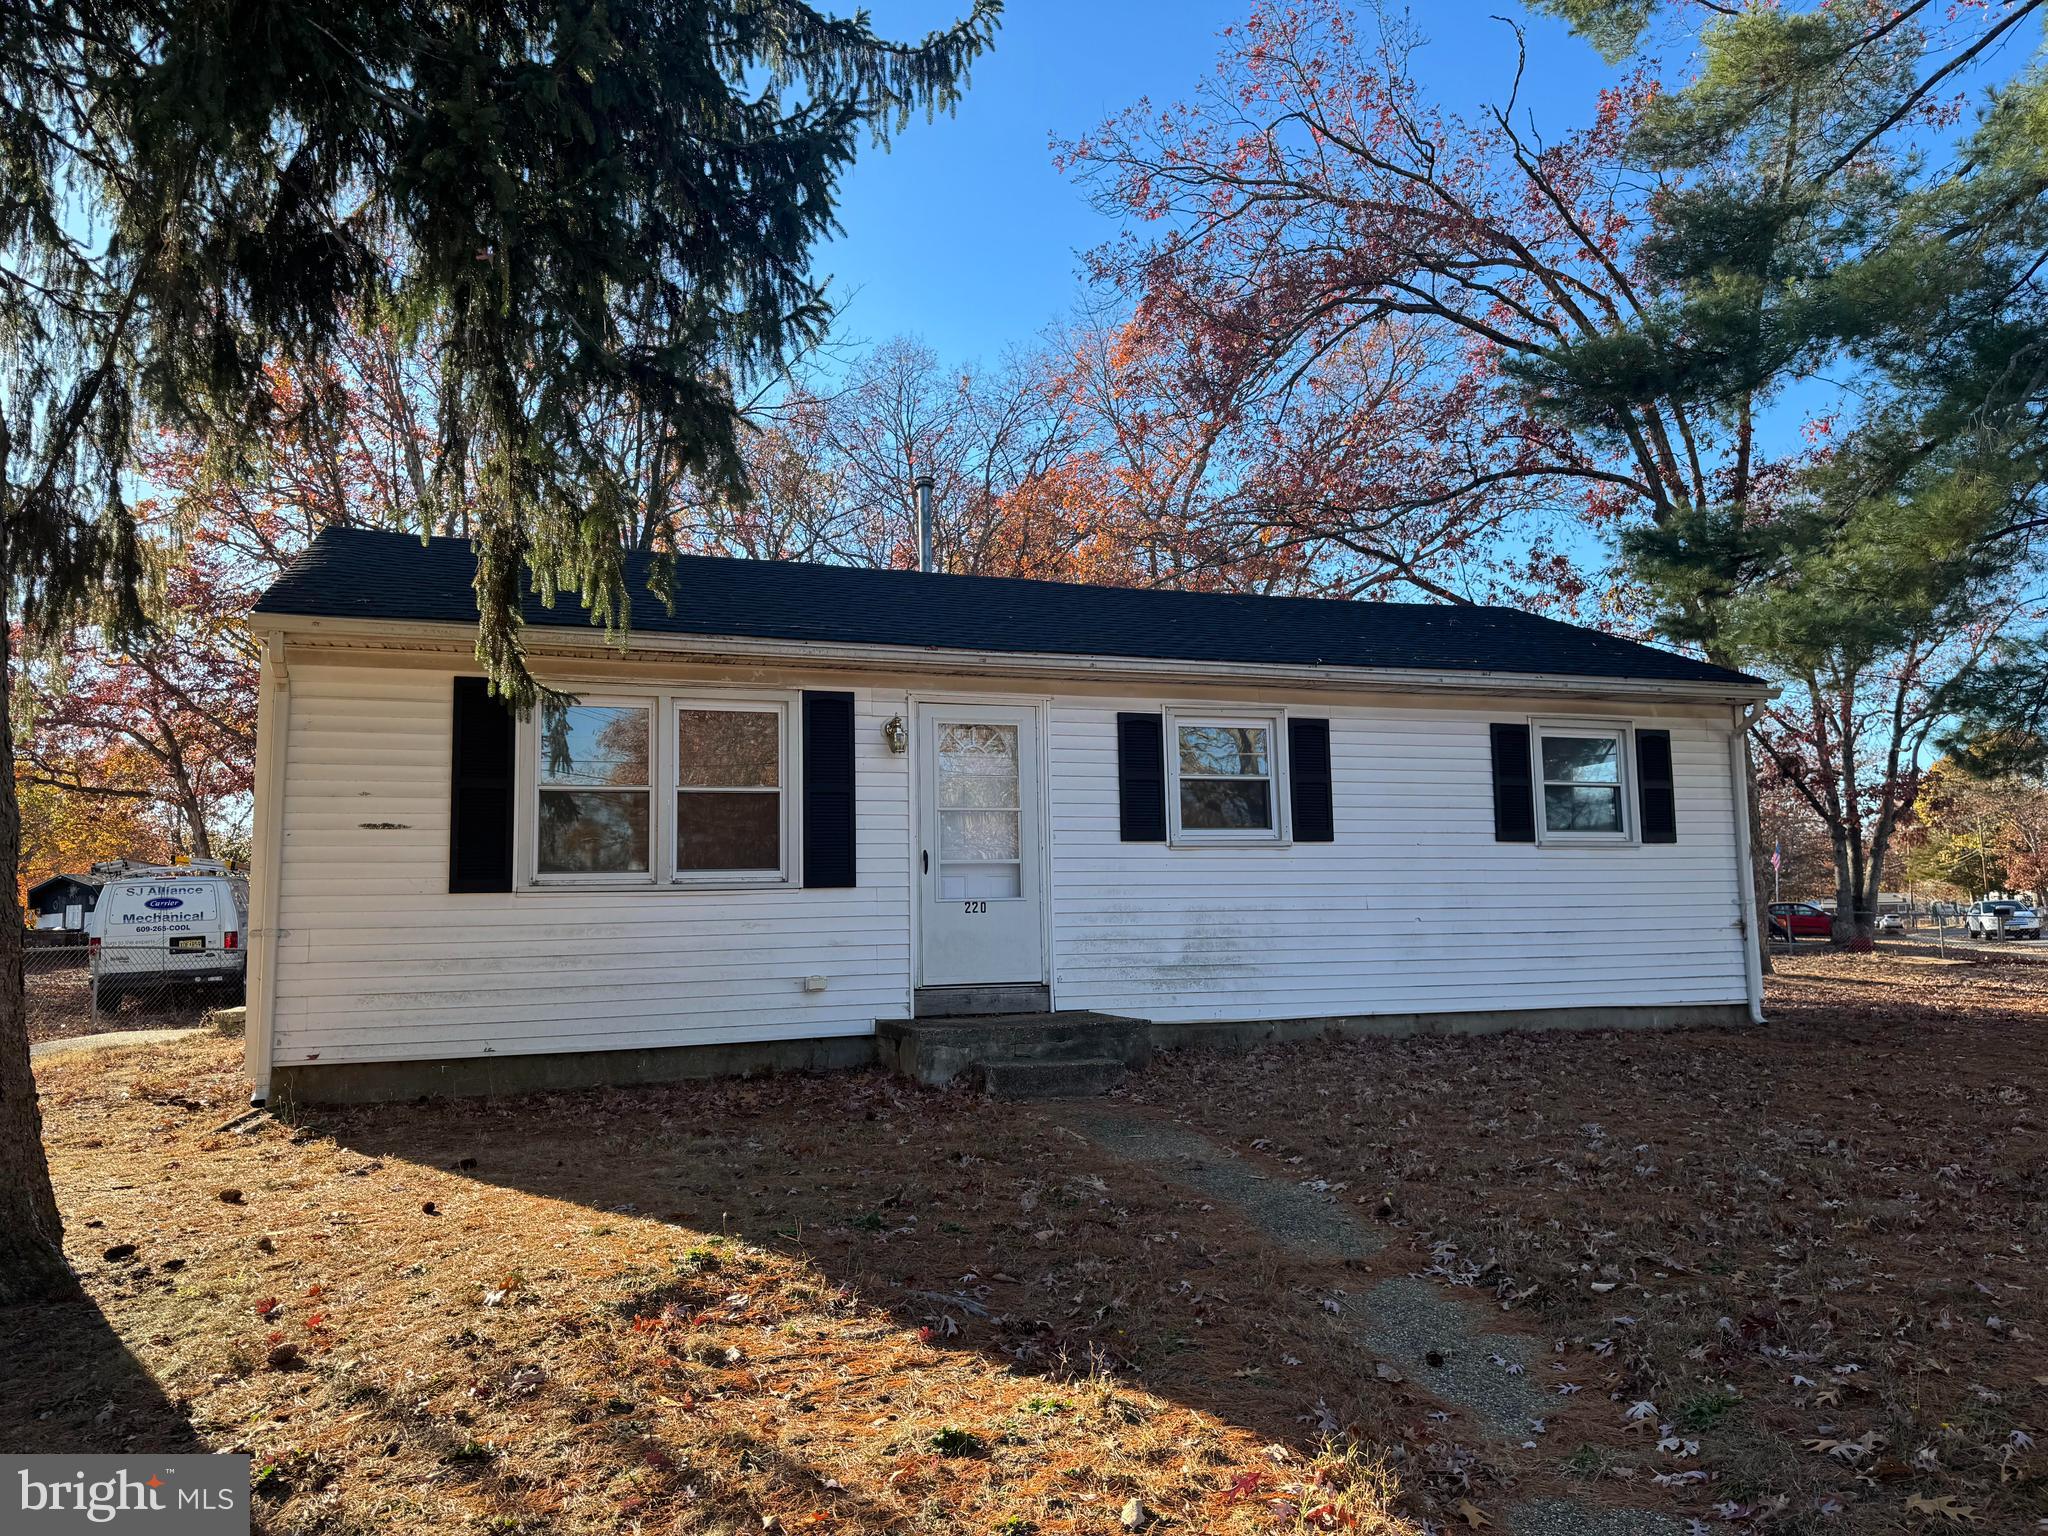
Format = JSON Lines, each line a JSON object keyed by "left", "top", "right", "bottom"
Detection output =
{"left": 917, "top": 703, "right": 1046, "bottom": 988}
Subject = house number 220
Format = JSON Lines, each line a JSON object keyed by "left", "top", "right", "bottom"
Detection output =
{"left": 963, "top": 900, "right": 988, "bottom": 914}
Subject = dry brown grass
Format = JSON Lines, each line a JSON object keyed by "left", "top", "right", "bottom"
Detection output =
{"left": 5, "top": 950, "right": 2043, "bottom": 1534}
{"left": 10, "top": 1039, "right": 1422, "bottom": 1535}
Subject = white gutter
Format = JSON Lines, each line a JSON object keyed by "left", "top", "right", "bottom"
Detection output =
{"left": 1729, "top": 702, "right": 1766, "bottom": 1024}
{"left": 249, "top": 612, "right": 1773, "bottom": 706}
{"left": 243, "top": 634, "right": 290, "bottom": 1104}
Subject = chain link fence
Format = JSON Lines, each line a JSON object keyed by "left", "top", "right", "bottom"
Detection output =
{"left": 1765, "top": 900, "right": 2044, "bottom": 955}
{"left": 24, "top": 930, "right": 245, "bottom": 1044}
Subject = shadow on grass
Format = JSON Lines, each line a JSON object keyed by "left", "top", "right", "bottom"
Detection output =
{"left": 311, "top": 1069, "right": 1401, "bottom": 1466}
{"left": 305, "top": 1350, "right": 914, "bottom": 1533}
{"left": 0, "top": 1289, "right": 906, "bottom": 1530}
{"left": 0, "top": 1293, "right": 204, "bottom": 1453}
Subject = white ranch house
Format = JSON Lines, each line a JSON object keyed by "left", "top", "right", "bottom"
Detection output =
{"left": 243, "top": 528, "right": 1768, "bottom": 1104}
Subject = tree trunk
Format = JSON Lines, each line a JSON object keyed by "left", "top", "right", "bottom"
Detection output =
{"left": 1828, "top": 859, "right": 1878, "bottom": 943}
{"left": 1729, "top": 700, "right": 1773, "bottom": 979}
{"left": 1855, "top": 810, "right": 1902, "bottom": 946}
{"left": 1829, "top": 830, "right": 1857, "bottom": 947}
{"left": 164, "top": 747, "right": 212, "bottom": 860}
{"left": 1743, "top": 736, "right": 1775, "bottom": 977}
{"left": 0, "top": 580, "right": 77, "bottom": 1303}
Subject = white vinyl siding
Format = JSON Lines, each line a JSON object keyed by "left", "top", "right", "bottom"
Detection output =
{"left": 268, "top": 662, "right": 908, "bottom": 1066}
{"left": 1046, "top": 698, "right": 1746, "bottom": 1023}
{"left": 260, "top": 653, "right": 1748, "bottom": 1069}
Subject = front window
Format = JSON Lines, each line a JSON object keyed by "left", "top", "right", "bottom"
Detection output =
{"left": 527, "top": 691, "right": 794, "bottom": 886}
{"left": 537, "top": 702, "right": 651, "bottom": 874}
{"left": 1538, "top": 727, "right": 1628, "bottom": 838}
{"left": 1169, "top": 713, "right": 1286, "bottom": 843}
{"left": 676, "top": 706, "right": 784, "bottom": 877}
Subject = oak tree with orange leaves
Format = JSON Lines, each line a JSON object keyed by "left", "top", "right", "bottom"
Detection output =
{"left": 1060, "top": 2, "right": 1682, "bottom": 610}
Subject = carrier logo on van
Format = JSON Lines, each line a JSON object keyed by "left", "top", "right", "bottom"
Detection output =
{"left": 144, "top": 897, "right": 185, "bottom": 910}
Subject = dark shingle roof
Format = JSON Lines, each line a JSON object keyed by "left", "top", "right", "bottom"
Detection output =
{"left": 254, "top": 527, "right": 1760, "bottom": 690}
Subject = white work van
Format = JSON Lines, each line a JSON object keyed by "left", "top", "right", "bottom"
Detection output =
{"left": 89, "top": 862, "right": 249, "bottom": 1007}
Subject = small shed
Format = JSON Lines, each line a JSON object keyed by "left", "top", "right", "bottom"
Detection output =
{"left": 26, "top": 874, "right": 102, "bottom": 930}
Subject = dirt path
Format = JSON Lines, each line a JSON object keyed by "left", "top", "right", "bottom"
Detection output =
{"left": 1059, "top": 1104, "right": 1381, "bottom": 1260}
{"left": 1055, "top": 1102, "right": 1686, "bottom": 1536}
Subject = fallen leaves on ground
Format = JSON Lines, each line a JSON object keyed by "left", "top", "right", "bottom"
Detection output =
{"left": 1905, "top": 1491, "right": 1978, "bottom": 1523}
{"left": 1123, "top": 948, "right": 2047, "bottom": 1534}
{"left": 8, "top": 947, "right": 2044, "bottom": 1535}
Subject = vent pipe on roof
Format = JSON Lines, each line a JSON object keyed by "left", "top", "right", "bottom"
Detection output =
{"left": 914, "top": 474, "right": 935, "bottom": 574}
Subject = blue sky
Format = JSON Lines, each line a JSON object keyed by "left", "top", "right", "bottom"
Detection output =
{"left": 823, "top": 1, "right": 1623, "bottom": 363}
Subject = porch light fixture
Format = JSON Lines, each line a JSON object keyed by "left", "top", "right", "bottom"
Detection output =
{"left": 882, "top": 714, "right": 908, "bottom": 754}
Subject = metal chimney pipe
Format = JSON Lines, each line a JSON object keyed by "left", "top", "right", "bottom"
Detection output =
{"left": 914, "top": 474, "right": 935, "bottom": 574}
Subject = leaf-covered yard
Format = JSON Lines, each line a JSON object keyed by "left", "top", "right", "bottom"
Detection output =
{"left": 3, "top": 950, "right": 2042, "bottom": 1534}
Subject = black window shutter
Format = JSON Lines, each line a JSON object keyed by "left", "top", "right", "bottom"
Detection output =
{"left": 1636, "top": 728, "right": 1677, "bottom": 844}
{"left": 802, "top": 691, "right": 857, "bottom": 888}
{"left": 1288, "top": 717, "right": 1335, "bottom": 842}
{"left": 1489, "top": 723, "right": 1537, "bottom": 843}
{"left": 449, "top": 677, "right": 515, "bottom": 893}
{"left": 1116, "top": 712, "right": 1167, "bottom": 842}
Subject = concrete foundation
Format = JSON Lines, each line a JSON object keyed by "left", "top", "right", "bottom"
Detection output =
{"left": 1150, "top": 1000, "right": 1753, "bottom": 1055}
{"left": 269, "top": 1034, "right": 877, "bottom": 1106}
{"left": 267, "top": 1000, "right": 1753, "bottom": 1105}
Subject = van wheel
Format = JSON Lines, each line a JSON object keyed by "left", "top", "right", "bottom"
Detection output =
{"left": 92, "top": 982, "right": 121, "bottom": 1012}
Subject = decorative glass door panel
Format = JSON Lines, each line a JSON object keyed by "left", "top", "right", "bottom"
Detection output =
{"left": 917, "top": 706, "right": 1045, "bottom": 987}
{"left": 937, "top": 723, "right": 1023, "bottom": 900}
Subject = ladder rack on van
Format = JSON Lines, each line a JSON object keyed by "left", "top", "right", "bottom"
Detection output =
{"left": 90, "top": 858, "right": 235, "bottom": 878}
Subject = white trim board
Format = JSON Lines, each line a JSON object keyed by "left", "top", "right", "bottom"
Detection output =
{"left": 252, "top": 612, "right": 1773, "bottom": 705}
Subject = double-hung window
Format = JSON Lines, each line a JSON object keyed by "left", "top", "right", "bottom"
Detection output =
{"left": 1535, "top": 723, "right": 1631, "bottom": 840}
{"left": 536, "top": 701, "right": 653, "bottom": 876}
{"left": 674, "top": 703, "right": 786, "bottom": 880}
{"left": 527, "top": 691, "right": 794, "bottom": 887}
{"left": 1168, "top": 711, "right": 1287, "bottom": 844}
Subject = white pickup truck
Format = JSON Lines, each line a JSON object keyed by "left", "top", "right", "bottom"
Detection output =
{"left": 89, "top": 862, "right": 249, "bottom": 1008}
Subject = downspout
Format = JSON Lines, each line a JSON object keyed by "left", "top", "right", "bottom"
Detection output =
{"left": 1729, "top": 702, "right": 1766, "bottom": 1024}
{"left": 244, "top": 635, "right": 290, "bottom": 1105}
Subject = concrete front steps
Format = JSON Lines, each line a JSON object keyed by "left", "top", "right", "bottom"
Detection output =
{"left": 876, "top": 1010, "right": 1150, "bottom": 1099}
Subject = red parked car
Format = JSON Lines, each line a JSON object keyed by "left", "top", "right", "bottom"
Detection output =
{"left": 1767, "top": 902, "right": 1833, "bottom": 940}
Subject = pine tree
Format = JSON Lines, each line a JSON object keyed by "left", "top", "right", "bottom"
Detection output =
{"left": 0, "top": 0, "right": 999, "bottom": 1302}
{"left": 1522, "top": 0, "right": 2048, "bottom": 941}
